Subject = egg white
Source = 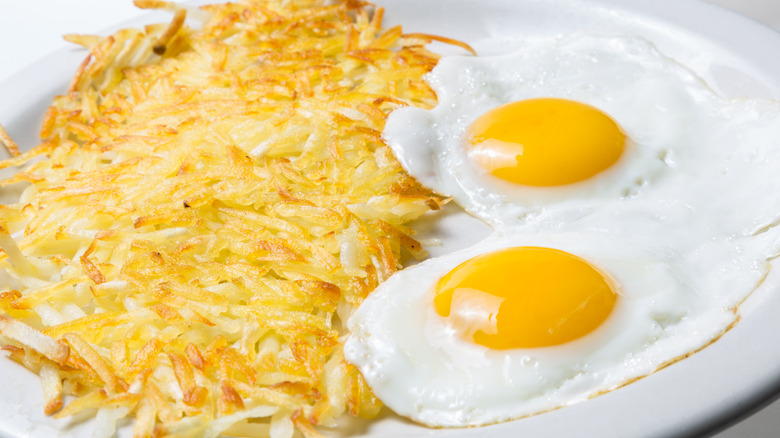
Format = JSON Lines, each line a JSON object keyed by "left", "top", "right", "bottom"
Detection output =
{"left": 383, "top": 35, "right": 718, "bottom": 227}
{"left": 344, "top": 229, "right": 764, "bottom": 427}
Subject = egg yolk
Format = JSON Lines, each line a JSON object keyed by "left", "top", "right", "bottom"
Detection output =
{"left": 434, "top": 247, "right": 618, "bottom": 349}
{"left": 466, "top": 98, "right": 626, "bottom": 186}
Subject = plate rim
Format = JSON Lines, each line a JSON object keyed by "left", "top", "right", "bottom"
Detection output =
{"left": 2, "top": 1, "right": 780, "bottom": 437}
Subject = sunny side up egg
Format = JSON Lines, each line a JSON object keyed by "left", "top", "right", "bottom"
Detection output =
{"left": 343, "top": 34, "right": 780, "bottom": 427}
{"left": 344, "top": 231, "right": 764, "bottom": 426}
{"left": 383, "top": 35, "right": 697, "bottom": 226}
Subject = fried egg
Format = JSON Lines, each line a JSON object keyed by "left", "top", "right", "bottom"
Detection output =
{"left": 345, "top": 33, "right": 780, "bottom": 427}
{"left": 344, "top": 229, "right": 767, "bottom": 426}
{"left": 383, "top": 35, "right": 705, "bottom": 226}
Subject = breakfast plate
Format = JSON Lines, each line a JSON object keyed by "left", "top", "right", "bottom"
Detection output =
{"left": 1, "top": 0, "right": 780, "bottom": 437}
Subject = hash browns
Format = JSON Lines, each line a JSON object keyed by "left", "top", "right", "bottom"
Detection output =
{"left": 0, "top": 0, "right": 463, "bottom": 436}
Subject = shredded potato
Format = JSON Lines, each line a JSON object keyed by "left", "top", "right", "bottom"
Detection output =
{"left": 0, "top": 1, "right": 467, "bottom": 436}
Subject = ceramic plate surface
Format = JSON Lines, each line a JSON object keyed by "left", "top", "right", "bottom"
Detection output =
{"left": 1, "top": 1, "right": 780, "bottom": 437}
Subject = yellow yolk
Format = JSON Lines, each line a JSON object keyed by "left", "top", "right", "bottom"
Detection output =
{"left": 466, "top": 98, "right": 626, "bottom": 186}
{"left": 434, "top": 247, "right": 618, "bottom": 349}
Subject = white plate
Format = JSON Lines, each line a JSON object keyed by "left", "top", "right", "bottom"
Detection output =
{"left": 2, "top": 1, "right": 780, "bottom": 437}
